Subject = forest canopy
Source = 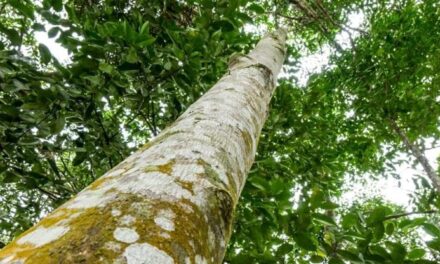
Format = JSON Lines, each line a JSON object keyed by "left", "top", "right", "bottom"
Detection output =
{"left": 0, "top": 0, "right": 440, "bottom": 263}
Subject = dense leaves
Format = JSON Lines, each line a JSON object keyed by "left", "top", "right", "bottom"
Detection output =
{"left": 0, "top": 0, "right": 258, "bottom": 242}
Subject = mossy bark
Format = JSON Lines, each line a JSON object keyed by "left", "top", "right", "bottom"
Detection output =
{"left": 0, "top": 28, "right": 287, "bottom": 264}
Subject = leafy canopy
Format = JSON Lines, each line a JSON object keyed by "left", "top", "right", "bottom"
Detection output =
{"left": 1, "top": 0, "right": 440, "bottom": 263}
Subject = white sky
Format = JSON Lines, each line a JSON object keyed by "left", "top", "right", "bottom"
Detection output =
{"left": 293, "top": 12, "right": 365, "bottom": 86}
{"left": 34, "top": 13, "right": 440, "bottom": 210}
{"left": 341, "top": 146, "right": 440, "bottom": 208}
{"left": 34, "top": 30, "right": 70, "bottom": 64}
{"left": 293, "top": 12, "right": 440, "bottom": 208}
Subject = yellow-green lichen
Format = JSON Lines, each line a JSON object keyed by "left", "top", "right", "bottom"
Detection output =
{"left": 214, "top": 149, "right": 239, "bottom": 198}
{"left": 0, "top": 191, "right": 225, "bottom": 263}
{"left": 196, "top": 159, "right": 227, "bottom": 190}
{"left": 130, "top": 199, "right": 211, "bottom": 263}
{"left": 0, "top": 206, "right": 117, "bottom": 263}
{"left": 144, "top": 160, "right": 175, "bottom": 175}
{"left": 87, "top": 176, "right": 113, "bottom": 190}
{"left": 241, "top": 129, "right": 253, "bottom": 156}
{"left": 138, "top": 130, "right": 183, "bottom": 152}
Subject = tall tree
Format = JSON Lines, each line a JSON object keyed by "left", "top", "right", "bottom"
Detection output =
{"left": 0, "top": 28, "right": 287, "bottom": 263}
{"left": 2, "top": 0, "right": 440, "bottom": 263}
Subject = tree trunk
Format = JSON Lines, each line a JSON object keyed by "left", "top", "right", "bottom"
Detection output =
{"left": 388, "top": 118, "right": 440, "bottom": 193}
{"left": 0, "top": 28, "right": 287, "bottom": 264}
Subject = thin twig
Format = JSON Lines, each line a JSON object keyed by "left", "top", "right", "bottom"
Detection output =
{"left": 384, "top": 210, "right": 438, "bottom": 221}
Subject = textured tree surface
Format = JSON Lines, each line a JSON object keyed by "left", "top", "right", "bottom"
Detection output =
{"left": 0, "top": 29, "right": 287, "bottom": 264}
{"left": 3, "top": 1, "right": 440, "bottom": 263}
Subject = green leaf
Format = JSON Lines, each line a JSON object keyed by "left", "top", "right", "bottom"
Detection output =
{"left": 310, "top": 255, "right": 324, "bottom": 263}
{"left": 0, "top": 25, "right": 21, "bottom": 45}
{"left": 342, "top": 213, "right": 358, "bottom": 228}
{"left": 248, "top": 176, "right": 269, "bottom": 192}
{"left": 373, "top": 222, "right": 385, "bottom": 241}
{"left": 276, "top": 243, "right": 293, "bottom": 256}
{"left": 138, "top": 37, "right": 155, "bottom": 47}
{"left": 32, "top": 23, "right": 45, "bottom": 31}
{"left": 164, "top": 61, "right": 172, "bottom": 71}
{"left": 28, "top": 171, "right": 49, "bottom": 184}
{"left": 312, "top": 213, "right": 336, "bottom": 226}
{"left": 211, "top": 29, "right": 222, "bottom": 40}
{"left": 9, "top": 0, "right": 35, "bottom": 19}
{"left": 1, "top": 171, "right": 20, "bottom": 183}
{"left": 236, "top": 12, "right": 253, "bottom": 23}
{"left": 293, "top": 233, "right": 317, "bottom": 251}
{"left": 13, "top": 79, "right": 28, "bottom": 91}
{"left": 139, "top": 21, "right": 150, "bottom": 35}
{"left": 385, "top": 223, "right": 394, "bottom": 235}
{"left": 0, "top": 165, "right": 7, "bottom": 176}
{"left": 367, "top": 206, "right": 389, "bottom": 224}
{"left": 338, "top": 250, "right": 361, "bottom": 262}
{"left": 51, "top": 0, "right": 63, "bottom": 11}
{"left": 388, "top": 242, "right": 406, "bottom": 262}
{"left": 84, "top": 75, "right": 101, "bottom": 86}
{"left": 427, "top": 239, "right": 440, "bottom": 252}
{"left": 399, "top": 217, "right": 426, "bottom": 231}
{"left": 172, "top": 45, "right": 185, "bottom": 61}
{"left": 328, "top": 257, "right": 344, "bottom": 264}
{"left": 423, "top": 223, "right": 440, "bottom": 237}
{"left": 320, "top": 201, "right": 339, "bottom": 210}
{"left": 407, "top": 248, "right": 425, "bottom": 259}
{"left": 249, "top": 225, "right": 264, "bottom": 252}
{"left": 19, "top": 136, "right": 39, "bottom": 146}
{"left": 38, "top": 44, "right": 52, "bottom": 64}
{"left": 21, "top": 102, "right": 46, "bottom": 110}
{"left": 399, "top": 219, "right": 412, "bottom": 229}
{"left": 72, "top": 152, "right": 88, "bottom": 166}
{"left": 51, "top": 117, "right": 65, "bottom": 134}
{"left": 212, "top": 19, "right": 235, "bottom": 32}
{"left": 48, "top": 27, "right": 60, "bottom": 38}
{"left": 125, "top": 48, "right": 138, "bottom": 63}
{"left": 369, "top": 245, "right": 391, "bottom": 259}
{"left": 344, "top": 231, "right": 365, "bottom": 240}
{"left": 229, "top": 253, "right": 254, "bottom": 264}
{"left": 99, "top": 62, "right": 114, "bottom": 74}
{"left": 248, "top": 3, "right": 265, "bottom": 14}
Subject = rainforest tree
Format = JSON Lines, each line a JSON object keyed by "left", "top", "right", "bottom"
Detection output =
{"left": 0, "top": 0, "right": 440, "bottom": 263}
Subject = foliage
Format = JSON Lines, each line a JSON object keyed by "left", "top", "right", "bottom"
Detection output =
{"left": 1, "top": 0, "right": 257, "bottom": 240}
{"left": 1, "top": 0, "right": 440, "bottom": 263}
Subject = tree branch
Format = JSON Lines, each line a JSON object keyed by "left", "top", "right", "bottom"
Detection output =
{"left": 388, "top": 118, "right": 440, "bottom": 193}
{"left": 384, "top": 210, "right": 438, "bottom": 221}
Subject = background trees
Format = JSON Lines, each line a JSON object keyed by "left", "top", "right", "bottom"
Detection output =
{"left": 1, "top": 0, "right": 439, "bottom": 263}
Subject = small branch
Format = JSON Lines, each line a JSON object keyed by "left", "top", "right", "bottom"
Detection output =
{"left": 7, "top": 163, "right": 63, "bottom": 201}
{"left": 140, "top": 111, "right": 159, "bottom": 137}
{"left": 5, "top": 110, "right": 53, "bottom": 146}
{"left": 60, "top": 156, "right": 80, "bottom": 192}
{"left": 423, "top": 145, "right": 440, "bottom": 151}
{"left": 275, "top": 12, "right": 302, "bottom": 22}
{"left": 0, "top": 3, "right": 6, "bottom": 14}
{"left": 34, "top": 185, "right": 60, "bottom": 201}
{"left": 343, "top": 24, "right": 368, "bottom": 36}
{"left": 93, "top": 106, "right": 114, "bottom": 167}
{"left": 149, "top": 100, "right": 158, "bottom": 137}
{"left": 384, "top": 210, "right": 438, "bottom": 221}
{"left": 47, "top": 157, "right": 63, "bottom": 183}
{"left": 289, "top": 0, "right": 343, "bottom": 52}
{"left": 388, "top": 118, "right": 440, "bottom": 193}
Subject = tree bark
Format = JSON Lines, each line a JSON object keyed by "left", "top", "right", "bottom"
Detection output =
{"left": 0, "top": 28, "right": 287, "bottom": 264}
{"left": 388, "top": 118, "right": 440, "bottom": 193}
